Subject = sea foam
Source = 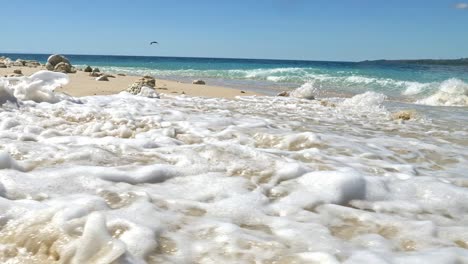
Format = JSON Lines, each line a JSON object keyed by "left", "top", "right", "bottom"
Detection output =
{"left": 0, "top": 77, "right": 467, "bottom": 263}
{"left": 0, "top": 71, "right": 70, "bottom": 105}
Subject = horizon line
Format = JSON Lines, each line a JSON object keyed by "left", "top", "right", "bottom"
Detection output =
{"left": 1, "top": 51, "right": 466, "bottom": 63}
{"left": 0, "top": 51, "right": 355, "bottom": 63}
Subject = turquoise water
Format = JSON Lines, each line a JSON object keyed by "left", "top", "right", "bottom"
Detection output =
{"left": 2, "top": 53, "right": 468, "bottom": 103}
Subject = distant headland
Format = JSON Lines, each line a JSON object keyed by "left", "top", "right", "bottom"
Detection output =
{"left": 359, "top": 58, "right": 468, "bottom": 66}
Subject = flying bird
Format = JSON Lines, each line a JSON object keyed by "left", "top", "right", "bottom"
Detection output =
{"left": 150, "top": 41, "right": 159, "bottom": 45}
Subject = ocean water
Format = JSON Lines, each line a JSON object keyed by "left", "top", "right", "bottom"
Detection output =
{"left": 0, "top": 56, "right": 467, "bottom": 263}
{"left": 3, "top": 53, "right": 468, "bottom": 105}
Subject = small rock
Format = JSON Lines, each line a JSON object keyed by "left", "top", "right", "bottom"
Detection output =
{"left": 127, "top": 76, "right": 157, "bottom": 94}
{"left": 12, "top": 61, "right": 24, "bottom": 67}
{"left": 320, "top": 100, "right": 336, "bottom": 107}
{"left": 117, "top": 73, "right": 126, "bottom": 76}
{"left": 24, "top": 60, "right": 40, "bottom": 67}
{"left": 391, "top": 110, "right": 415, "bottom": 121}
{"left": 0, "top": 63, "right": 6, "bottom": 68}
{"left": 240, "top": 90, "right": 246, "bottom": 93}
{"left": 277, "top": 91, "right": 290, "bottom": 97}
{"left": 84, "top": 66, "right": 93, "bottom": 72}
{"left": 126, "top": 76, "right": 159, "bottom": 97}
{"left": 89, "top": 72, "right": 101, "bottom": 77}
{"left": 13, "top": 59, "right": 26, "bottom": 66}
{"left": 192, "top": 79, "right": 206, "bottom": 85}
{"left": 93, "top": 68, "right": 100, "bottom": 73}
{"left": 104, "top": 74, "right": 115, "bottom": 78}
{"left": 13, "top": 69, "right": 22, "bottom": 75}
{"left": 96, "top": 76, "right": 109, "bottom": 81}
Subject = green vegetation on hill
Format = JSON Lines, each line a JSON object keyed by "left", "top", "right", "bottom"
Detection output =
{"left": 359, "top": 58, "right": 468, "bottom": 66}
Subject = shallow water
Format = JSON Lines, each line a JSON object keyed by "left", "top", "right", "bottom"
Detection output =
{"left": 0, "top": 72, "right": 468, "bottom": 263}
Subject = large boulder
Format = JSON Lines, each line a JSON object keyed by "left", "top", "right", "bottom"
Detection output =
{"left": 47, "top": 54, "right": 70, "bottom": 66}
{"left": 127, "top": 76, "right": 157, "bottom": 95}
{"left": 46, "top": 54, "right": 74, "bottom": 73}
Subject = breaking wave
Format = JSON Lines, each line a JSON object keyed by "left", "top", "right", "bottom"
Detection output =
{"left": 74, "top": 65, "right": 468, "bottom": 106}
{"left": 416, "top": 78, "right": 468, "bottom": 107}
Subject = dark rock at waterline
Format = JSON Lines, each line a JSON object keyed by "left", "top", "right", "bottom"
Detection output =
{"left": 84, "top": 66, "right": 93, "bottom": 72}
{"left": 89, "top": 72, "right": 102, "bottom": 77}
{"left": 192, "top": 79, "right": 206, "bottom": 85}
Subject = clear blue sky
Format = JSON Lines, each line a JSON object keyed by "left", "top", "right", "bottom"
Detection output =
{"left": 2, "top": 0, "right": 467, "bottom": 61}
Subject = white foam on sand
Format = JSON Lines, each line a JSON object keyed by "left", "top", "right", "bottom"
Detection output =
{"left": 0, "top": 71, "right": 71, "bottom": 105}
{"left": 0, "top": 74, "right": 467, "bottom": 263}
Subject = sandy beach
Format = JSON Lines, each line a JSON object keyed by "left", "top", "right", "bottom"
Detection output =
{"left": 0, "top": 65, "right": 261, "bottom": 99}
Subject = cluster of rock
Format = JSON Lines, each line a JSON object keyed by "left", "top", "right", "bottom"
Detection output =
{"left": 46, "top": 54, "right": 76, "bottom": 73}
{"left": 126, "top": 76, "right": 159, "bottom": 98}
{"left": 0, "top": 56, "right": 41, "bottom": 68}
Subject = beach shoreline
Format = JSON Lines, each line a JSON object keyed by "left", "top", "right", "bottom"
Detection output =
{"left": 0, "top": 64, "right": 262, "bottom": 99}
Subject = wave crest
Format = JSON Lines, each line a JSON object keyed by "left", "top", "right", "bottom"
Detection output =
{"left": 415, "top": 79, "right": 468, "bottom": 107}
